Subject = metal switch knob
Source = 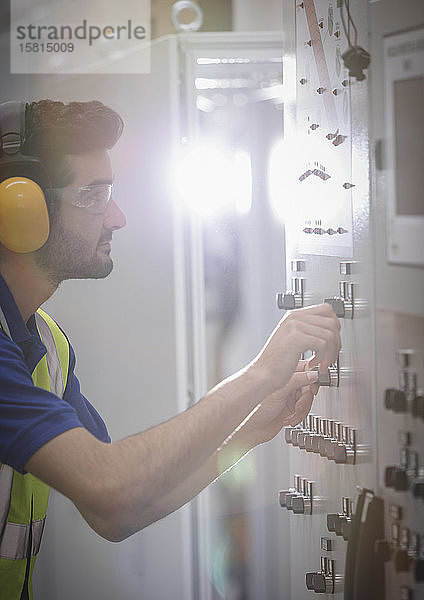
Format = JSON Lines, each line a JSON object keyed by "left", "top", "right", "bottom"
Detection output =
{"left": 325, "top": 436, "right": 339, "bottom": 460}
{"left": 411, "top": 477, "right": 424, "bottom": 499}
{"left": 333, "top": 443, "right": 347, "bottom": 464}
{"left": 385, "top": 388, "right": 407, "bottom": 413}
{"left": 305, "top": 572, "right": 318, "bottom": 591}
{"left": 292, "top": 495, "right": 305, "bottom": 514}
{"left": 313, "top": 365, "right": 339, "bottom": 387}
{"left": 305, "top": 434, "right": 316, "bottom": 452}
{"left": 341, "top": 517, "right": 351, "bottom": 540}
{"left": 277, "top": 291, "right": 303, "bottom": 310}
{"left": 385, "top": 466, "right": 395, "bottom": 487}
{"left": 297, "top": 431, "right": 308, "bottom": 449}
{"left": 313, "top": 572, "right": 334, "bottom": 594}
{"left": 324, "top": 296, "right": 353, "bottom": 319}
{"left": 310, "top": 434, "right": 322, "bottom": 453}
{"left": 279, "top": 489, "right": 295, "bottom": 508}
{"left": 393, "top": 469, "right": 409, "bottom": 492}
{"left": 284, "top": 428, "right": 293, "bottom": 444}
{"left": 291, "top": 428, "right": 304, "bottom": 446}
{"left": 412, "top": 395, "right": 424, "bottom": 419}
{"left": 327, "top": 513, "right": 339, "bottom": 533}
{"left": 286, "top": 492, "right": 298, "bottom": 510}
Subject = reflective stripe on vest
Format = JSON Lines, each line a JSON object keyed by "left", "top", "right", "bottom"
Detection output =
{"left": 0, "top": 309, "right": 68, "bottom": 563}
{"left": 0, "top": 519, "right": 45, "bottom": 561}
{"left": 0, "top": 465, "right": 13, "bottom": 539}
{"left": 34, "top": 311, "right": 64, "bottom": 399}
{"left": 0, "top": 307, "right": 14, "bottom": 550}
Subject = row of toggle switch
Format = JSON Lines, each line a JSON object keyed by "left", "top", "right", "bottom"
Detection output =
{"left": 277, "top": 258, "right": 355, "bottom": 316}
{"left": 279, "top": 475, "right": 314, "bottom": 514}
{"left": 284, "top": 414, "right": 357, "bottom": 464}
{"left": 306, "top": 557, "right": 344, "bottom": 595}
{"left": 277, "top": 289, "right": 354, "bottom": 319}
{"left": 326, "top": 497, "right": 353, "bottom": 542}
{"left": 385, "top": 388, "right": 424, "bottom": 419}
{"left": 385, "top": 446, "right": 424, "bottom": 500}
{"left": 375, "top": 514, "right": 424, "bottom": 582}
{"left": 385, "top": 348, "right": 424, "bottom": 419}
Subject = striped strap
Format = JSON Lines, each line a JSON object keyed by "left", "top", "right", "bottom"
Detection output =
{"left": 36, "top": 308, "right": 69, "bottom": 395}
{"left": 34, "top": 312, "right": 64, "bottom": 397}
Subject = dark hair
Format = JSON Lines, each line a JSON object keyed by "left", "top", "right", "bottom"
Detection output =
{"left": 23, "top": 99, "right": 124, "bottom": 188}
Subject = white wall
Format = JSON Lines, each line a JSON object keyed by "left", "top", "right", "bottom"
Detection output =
{"left": 232, "top": 0, "right": 283, "bottom": 31}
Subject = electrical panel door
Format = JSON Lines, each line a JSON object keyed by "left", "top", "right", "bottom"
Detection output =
{"left": 279, "top": 1, "right": 378, "bottom": 598}
{"left": 279, "top": 1, "right": 424, "bottom": 599}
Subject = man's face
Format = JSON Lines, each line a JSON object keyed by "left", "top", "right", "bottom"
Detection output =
{"left": 34, "top": 149, "right": 126, "bottom": 285}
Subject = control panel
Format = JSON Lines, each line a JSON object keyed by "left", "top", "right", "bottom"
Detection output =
{"left": 276, "top": 1, "right": 423, "bottom": 599}
{"left": 278, "top": 5, "right": 374, "bottom": 597}
{"left": 277, "top": 0, "right": 412, "bottom": 600}
{"left": 377, "top": 324, "right": 424, "bottom": 600}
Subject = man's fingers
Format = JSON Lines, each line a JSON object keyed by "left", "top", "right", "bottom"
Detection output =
{"left": 285, "top": 309, "right": 341, "bottom": 366}
{"left": 281, "top": 389, "right": 314, "bottom": 427}
{"left": 280, "top": 372, "right": 318, "bottom": 426}
{"left": 255, "top": 301, "right": 341, "bottom": 394}
{"left": 286, "top": 370, "right": 318, "bottom": 392}
{"left": 309, "top": 381, "right": 319, "bottom": 395}
{"left": 296, "top": 302, "right": 341, "bottom": 328}
{"left": 295, "top": 360, "right": 309, "bottom": 372}
{"left": 289, "top": 319, "right": 340, "bottom": 370}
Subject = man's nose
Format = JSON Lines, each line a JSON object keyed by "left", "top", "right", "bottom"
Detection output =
{"left": 103, "top": 197, "right": 126, "bottom": 231}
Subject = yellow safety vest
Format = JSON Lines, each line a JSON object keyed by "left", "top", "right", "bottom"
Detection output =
{"left": 0, "top": 308, "right": 70, "bottom": 600}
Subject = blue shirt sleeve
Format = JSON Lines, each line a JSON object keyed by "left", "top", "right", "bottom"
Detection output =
{"left": 64, "top": 344, "right": 110, "bottom": 445}
{"left": 0, "top": 330, "right": 110, "bottom": 474}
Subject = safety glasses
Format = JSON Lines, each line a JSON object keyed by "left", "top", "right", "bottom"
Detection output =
{"left": 50, "top": 183, "right": 113, "bottom": 214}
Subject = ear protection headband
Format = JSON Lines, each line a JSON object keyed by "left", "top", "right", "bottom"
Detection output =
{"left": 0, "top": 101, "right": 50, "bottom": 253}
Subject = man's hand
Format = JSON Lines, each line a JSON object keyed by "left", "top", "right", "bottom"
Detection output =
{"left": 233, "top": 360, "right": 319, "bottom": 448}
{"left": 252, "top": 303, "right": 341, "bottom": 395}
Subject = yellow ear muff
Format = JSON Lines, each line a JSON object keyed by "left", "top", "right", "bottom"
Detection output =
{"left": 0, "top": 177, "right": 50, "bottom": 253}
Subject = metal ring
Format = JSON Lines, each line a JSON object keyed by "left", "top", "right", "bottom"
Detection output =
{"left": 171, "top": 1, "right": 203, "bottom": 32}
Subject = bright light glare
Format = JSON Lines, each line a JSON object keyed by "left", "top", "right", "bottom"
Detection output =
{"left": 174, "top": 145, "right": 252, "bottom": 218}
{"left": 234, "top": 151, "right": 252, "bottom": 215}
{"left": 268, "top": 138, "right": 299, "bottom": 223}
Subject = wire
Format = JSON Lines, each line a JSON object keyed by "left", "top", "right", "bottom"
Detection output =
{"left": 340, "top": 0, "right": 358, "bottom": 47}
{"left": 345, "top": 0, "right": 358, "bottom": 45}
{"left": 340, "top": 3, "right": 350, "bottom": 46}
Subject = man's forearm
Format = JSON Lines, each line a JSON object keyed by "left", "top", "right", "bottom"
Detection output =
{"left": 100, "top": 365, "right": 268, "bottom": 538}
{"left": 136, "top": 422, "right": 257, "bottom": 528}
{"left": 28, "top": 362, "right": 270, "bottom": 541}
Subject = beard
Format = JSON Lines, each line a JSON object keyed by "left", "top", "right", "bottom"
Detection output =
{"left": 33, "top": 213, "right": 113, "bottom": 287}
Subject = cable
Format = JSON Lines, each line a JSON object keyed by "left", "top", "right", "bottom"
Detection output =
{"left": 340, "top": 5, "right": 350, "bottom": 45}
{"left": 344, "top": 0, "right": 358, "bottom": 46}
{"left": 339, "top": 0, "right": 370, "bottom": 81}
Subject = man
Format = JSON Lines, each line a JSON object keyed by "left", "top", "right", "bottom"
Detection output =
{"left": 0, "top": 100, "right": 341, "bottom": 599}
